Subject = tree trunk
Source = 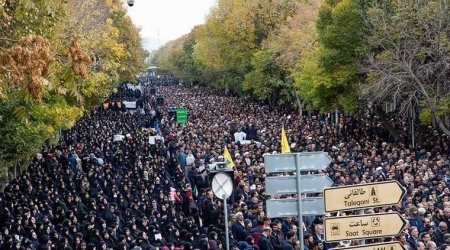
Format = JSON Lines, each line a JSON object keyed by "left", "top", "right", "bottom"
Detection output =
{"left": 0, "top": 181, "right": 7, "bottom": 192}
{"left": 295, "top": 91, "right": 303, "bottom": 120}
{"left": 416, "top": 124, "right": 426, "bottom": 147}
{"left": 433, "top": 111, "right": 450, "bottom": 136}
{"left": 409, "top": 71, "right": 450, "bottom": 136}
{"left": 0, "top": 167, "right": 8, "bottom": 192}
{"left": 375, "top": 106, "right": 400, "bottom": 142}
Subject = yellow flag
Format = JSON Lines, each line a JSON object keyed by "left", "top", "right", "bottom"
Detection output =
{"left": 223, "top": 146, "right": 235, "bottom": 169}
{"left": 281, "top": 125, "right": 291, "bottom": 153}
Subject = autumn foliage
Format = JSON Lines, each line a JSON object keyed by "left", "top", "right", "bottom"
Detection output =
{"left": 153, "top": 0, "right": 450, "bottom": 136}
{"left": 0, "top": 35, "right": 53, "bottom": 100}
{"left": 68, "top": 37, "right": 92, "bottom": 78}
{"left": 0, "top": 0, "right": 148, "bottom": 177}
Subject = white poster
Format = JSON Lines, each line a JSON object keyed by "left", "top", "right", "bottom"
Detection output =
{"left": 113, "top": 134, "right": 124, "bottom": 142}
{"left": 149, "top": 136, "right": 156, "bottom": 145}
{"left": 123, "top": 101, "right": 137, "bottom": 109}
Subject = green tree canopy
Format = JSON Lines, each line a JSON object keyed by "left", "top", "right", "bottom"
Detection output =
{"left": 293, "top": 0, "right": 365, "bottom": 113}
{"left": 0, "top": 0, "right": 148, "bottom": 180}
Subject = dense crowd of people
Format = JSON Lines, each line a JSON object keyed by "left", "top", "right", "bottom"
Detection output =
{"left": 0, "top": 76, "right": 449, "bottom": 250}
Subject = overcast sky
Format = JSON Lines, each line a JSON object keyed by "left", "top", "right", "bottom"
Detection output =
{"left": 125, "top": 0, "right": 217, "bottom": 51}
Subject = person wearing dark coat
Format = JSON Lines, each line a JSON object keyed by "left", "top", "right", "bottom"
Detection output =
{"left": 207, "top": 231, "right": 220, "bottom": 250}
{"left": 88, "top": 229, "right": 103, "bottom": 246}
{"left": 201, "top": 189, "right": 220, "bottom": 227}
{"left": 283, "top": 232, "right": 296, "bottom": 250}
{"left": 232, "top": 212, "right": 246, "bottom": 241}
{"left": 102, "top": 206, "right": 116, "bottom": 225}
{"left": 407, "top": 226, "right": 420, "bottom": 249}
{"left": 246, "top": 235, "right": 260, "bottom": 250}
{"left": 434, "top": 222, "right": 448, "bottom": 246}
{"left": 30, "top": 231, "right": 41, "bottom": 250}
{"left": 103, "top": 231, "right": 116, "bottom": 249}
{"left": 137, "top": 232, "right": 156, "bottom": 250}
{"left": 258, "top": 228, "right": 274, "bottom": 250}
{"left": 312, "top": 224, "right": 325, "bottom": 244}
{"left": 270, "top": 222, "right": 285, "bottom": 250}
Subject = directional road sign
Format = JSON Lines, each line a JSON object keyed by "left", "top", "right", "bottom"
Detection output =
{"left": 331, "top": 242, "right": 405, "bottom": 250}
{"left": 264, "top": 152, "right": 332, "bottom": 173}
{"left": 324, "top": 212, "right": 406, "bottom": 242}
{"left": 176, "top": 108, "right": 188, "bottom": 124}
{"left": 323, "top": 181, "right": 406, "bottom": 212}
{"left": 266, "top": 174, "right": 333, "bottom": 195}
{"left": 266, "top": 198, "right": 325, "bottom": 218}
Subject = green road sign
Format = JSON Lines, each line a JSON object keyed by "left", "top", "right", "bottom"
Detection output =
{"left": 176, "top": 108, "right": 188, "bottom": 124}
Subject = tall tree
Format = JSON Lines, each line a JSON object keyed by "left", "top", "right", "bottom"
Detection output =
{"left": 362, "top": 0, "right": 450, "bottom": 136}
{"left": 293, "top": 0, "right": 365, "bottom": 112}
{"left": 242, "top": 49, "right": 287, "bottom": 105}
{"left": 153, "top": 31, "right": 202, "bottom": 83}
{"left": 194, "top": 0, "right": 257, "bottom": 92}
{"left": 0, "top": 0, "right": 148, "bottom": 182}
{"left": 265, "top": 0, "right": 323, "bottom": 72}
{"left": 243, "top": 0, "right": 321, "bottom": 106}
{"left": 110, "top": 5, "right": 148, "bottom": 82}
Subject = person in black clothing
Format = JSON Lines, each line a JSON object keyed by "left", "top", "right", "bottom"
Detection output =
{"left": 137, "top": 231, "right": 155, "bottom": 250}
{"left": 246, "top": 235, "right": 260, "bottom": 250}
{"left": 283, "top": 232, "right": 296, "bottom": 250}
{"left": 103, "top": 230, "right": 116, "bottom": 249}
{"left": 201, "top": 189, "right": 220, "bottom": 228}
{"left": 270, "top": 222, "right": 285, "bottom": 250}
{"left": 232, "top": 212, "right": 246, "bottom": 241}
{"left": 312, "top": 224, "right": 324, "bottom": 244}
{"left": 259, "top": 227, "right": 274, "bottom": 250}
{"left": 1, "top": 76, "right": 450, "bottom": 249}
{"left": 242, "top": 219, "right": 253, "bottom": 242}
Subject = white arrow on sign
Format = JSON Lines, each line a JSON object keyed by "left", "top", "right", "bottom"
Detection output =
{"left": 266, "top": 174, "right": 334, "bottom": 195}
{"left": 266, "top": 198, "right": 325, "bottom": 218}
{"left": 324, "top": 212, "right": 406, "bottom": 242}
{"left": 264, "top": 152, "right": 332, "bottom": 173}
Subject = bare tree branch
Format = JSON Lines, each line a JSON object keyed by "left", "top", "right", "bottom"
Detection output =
{"left": 360, "top": 0, "right": 450, "bottom": 136}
